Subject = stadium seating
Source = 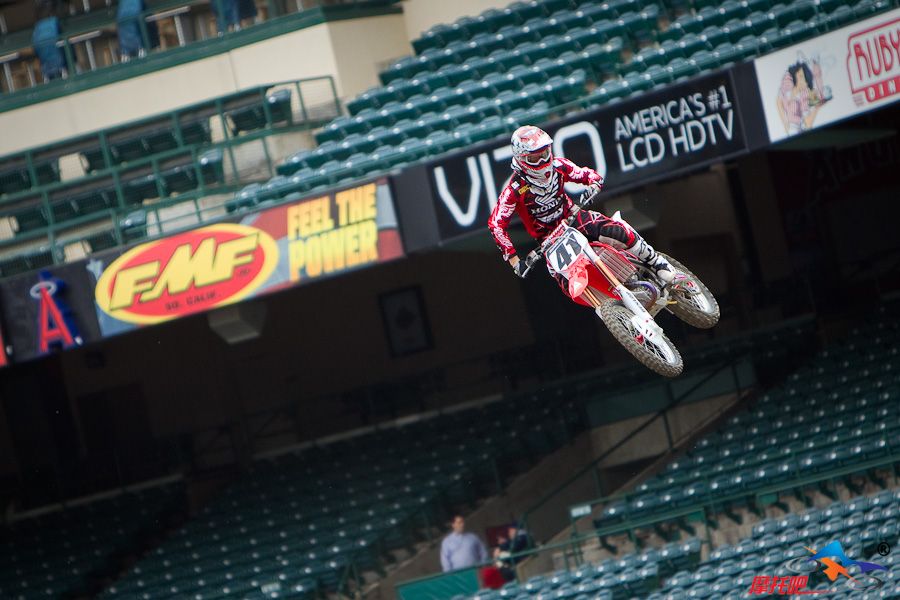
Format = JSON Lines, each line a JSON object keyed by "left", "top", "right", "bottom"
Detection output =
{"left": 450, "top": 489, "right": 899, "bottom": 599}
{"left": 445, "top": 308, "right": 900, "bottom": 600}
{"left": 0, "top": 482, "right": 184, "bottom": 600}
{"left": 100, "top": 393, "right": 586, "bottom": 598}
{"left": 593, "top": 310, "right": 900, "bottom": 531}
{"left": 266, "top": 0, "right": 896, "bottom": 204}
{"left": 0, "top": 80, "right": 337, "bottom": 271}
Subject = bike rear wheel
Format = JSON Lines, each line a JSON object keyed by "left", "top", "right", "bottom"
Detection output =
{"left": 597, "top": 299, "right": 683, "bottom": 377}
{"left": 661, "top": 253, "right": 720, "bottom": 330}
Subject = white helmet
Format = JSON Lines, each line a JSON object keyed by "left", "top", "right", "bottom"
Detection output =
{"left": 511, "top": 125, "right": 555, "bottom": 183}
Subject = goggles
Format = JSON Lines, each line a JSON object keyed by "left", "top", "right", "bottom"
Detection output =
{"left": 522, "top": 147, "right": 551, "bottom": 166}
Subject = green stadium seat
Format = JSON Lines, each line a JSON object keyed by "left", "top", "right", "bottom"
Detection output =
{"left": 339, "top": 133, "right": 377, "bottom": 156}
{"left": 718, "top": 0, "right": 751, "bottom": 22}
{"left": 699, "top": 25, "right": 730, "bottom": 50}
{"left": 447, "top": 40, "right": 489, "bottom": 63}
{"left": 493, "top": 89, "right": 529, "bottom": 113}
{"left": 521, "top": 15, "right": 559, "bottom": 39}
{"left": 660, "top": 13, "right": 704, "bottom": 42}
{"left": 392, "top": 118, "right": 432, "bottom": 140}
{"left": 742, "top": 11, "right": 775, "bottom": 35}
{"left": 781, "top": 19, "right": 820, "bottom": 44}
{"left": 257, "top": 176, "right": 292, "bottom": 204}
{"left": 627, "top": 45, "right": 669, "bottom": 73}
{"left": 697, "top": 5, "right": 726, "bottom": 28}
{"left": 486, "top": 48, "right": 526, "bottom": 72}
{"left": 0, "top": 158, "right": 60, "bottom": 194}
{"left": 498, "top": 24, "right": 539, "bottom": 48}
{"left": 456, "top": 80, "right": 496, "bottom": 101}
{"left": 395, "top": 139, "right": 429, "bottom": 162}
{"left": 665, "top": 57, "right": 700, "bottom": 81}
{"left": 122, "top": 174, "right": 163, "bottom": 205}
{"left": 734, "top": 35, "right": 762, "bottom": 59}
{"left": 439, "top": 63, "right": 476, "bottom": 87}
{"left": 471, "top": 32, "right": 510, "bottom": 55}
{"left": 416, "top": 70, "right": 453, "bottom": 94}
{"left": 578, "top": 3, "right": 615, "bottom": 24}
{"left": 12, "top": 205, "right": 49, "bottom": 234}
{"left": 485, "top": 7, "right": 525, "bottom": 30}
{"left": 622, "top": 6, "right": 660, "bottom": 43}
{"left": 579, "top": 38, "right": 624, "bottom": 78}
{"left": 424, "top": 46, "right": 464, "bottom": 69}
{"left": 591, "top": 18, "right": 627, "bottom": 42}
{"left": 531, "top": 56, "right": 572, "bottom": 80}
{"left": 68, "top": 186, "right": 117, "bottom": 216}
{"left": 449, "top": 14, "right": 485, "bottom": 39}
{"left": 347, "top": 86, "right": 394, "bottom": 116}
{"left": 365, "top": 126, "right": 405, "bottom": 148}
{"left": 228, "top": 183, "right": 262, "bottom": 212}
{"left": 405, "top": 93, "right": 445, "bottom": 116}
{"left": 443, "top": 105, "right": 482, "bottom": 126}
{"left": 179, "top": 119, "right": 212, "bottom": 146}
{"left": 689, "top": 49, "right": 720, "bottom": 72}
{"left": 510, "top": 0, "right": 548, "bottom": 22}
{"left": 507, "top": 64, "right": 546, "bottom": 87}
{"left": 370, "top": 145, "right": 408, "bottom": 168}
{"left": 228, "top": 88, "right": 293, "bottom": 134}
{"left": 548, "top": 8, "right": 585, "bottom": 32}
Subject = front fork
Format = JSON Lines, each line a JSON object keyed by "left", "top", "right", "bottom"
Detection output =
{"left": 582, "top": 244, "right": 665, "bottom": 342}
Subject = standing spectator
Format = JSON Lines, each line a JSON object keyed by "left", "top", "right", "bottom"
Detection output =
{"left": 32, "top": 0, "right": 65, "bottom": 81}
{"left": 493, "top": 525, "right": 530, "bottom": 581}
{"left": 440, "top": 515, "right": 488, "bottom": 572}
{"left": 211, "top": 0, "right": 240, "bottom": 33}
{"left": 117, "top": 0, "right": 160, "bottom": 61}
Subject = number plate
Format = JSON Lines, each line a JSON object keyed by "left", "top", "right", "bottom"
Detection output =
{"left": 546, "top": 227, "right": 590, "bottom": 274}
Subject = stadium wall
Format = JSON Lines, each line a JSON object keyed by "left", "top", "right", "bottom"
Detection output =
{"left": 53, "top": 249, "right": 534, "bottom": 440}
{"left": 0, "top": 13, "right": 410, "bottom": 155}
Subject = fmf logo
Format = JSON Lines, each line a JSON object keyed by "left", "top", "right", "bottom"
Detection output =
{"left": 95, "top": 224, "right": 278, "bottom": 324}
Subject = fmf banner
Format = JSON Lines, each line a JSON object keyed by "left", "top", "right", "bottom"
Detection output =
{"left": 754, "top": 8, "right": 900, "bottom": 143}
{"left": 428, "top": 71, "right": 747, "bottom": 242}
{"left": 90, "top": 178, "right": 403, "bottom": 335}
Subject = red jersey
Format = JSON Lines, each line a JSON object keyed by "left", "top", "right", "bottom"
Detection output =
{"left": 487, "top": 157, "right": 603, "bottom": 260}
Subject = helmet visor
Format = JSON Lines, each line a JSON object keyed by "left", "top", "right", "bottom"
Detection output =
{"left": 523, "top": 147, "right": 551, "bottom": 166}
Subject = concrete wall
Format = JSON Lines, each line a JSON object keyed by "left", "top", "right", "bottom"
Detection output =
{"left": 56, "top": 249, "right": 535, "bottom": 444}
{"left": 0, "top": 13, "right": 411, "bottom": 155}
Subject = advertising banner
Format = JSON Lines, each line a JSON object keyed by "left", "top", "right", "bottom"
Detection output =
{"left": 0, "top": 177, "right": 403, "bottom": 363}
{"left": 93, "top": 178, "right": 403, "bottom": 335}
{"left": 426, "top": 71, "right": 748, "bottom": 242}
{"left": 754, "top": 8, "right": 900, "bottom": 143}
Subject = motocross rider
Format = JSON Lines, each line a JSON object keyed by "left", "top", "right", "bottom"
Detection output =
{"left": 487, "top": 125, "right": 674, "bottom": 289}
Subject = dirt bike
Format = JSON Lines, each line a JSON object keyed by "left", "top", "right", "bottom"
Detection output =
{"left": 519, "top": 190, "right": 719, "bottom": 377}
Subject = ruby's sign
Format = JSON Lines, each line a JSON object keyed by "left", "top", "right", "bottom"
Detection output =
{"left": 754, "top": 8, "right": 900, "bottom": 143}
{"left": 847, "top": 15, "right": 900, "bottom": 104}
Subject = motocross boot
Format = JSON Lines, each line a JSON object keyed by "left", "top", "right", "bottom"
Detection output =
{"left": 628, "top": 237, "right": 674, "bottom": 284}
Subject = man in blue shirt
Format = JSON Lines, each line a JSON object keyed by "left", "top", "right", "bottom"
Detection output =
{"left": 440, "top": 515, "right": 488, "bottom": 572}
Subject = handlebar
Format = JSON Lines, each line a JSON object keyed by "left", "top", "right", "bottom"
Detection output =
{"left": 518, "top": 187, "right": 600, "bottom": 278}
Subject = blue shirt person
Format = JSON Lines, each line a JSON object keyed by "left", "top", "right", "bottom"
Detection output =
{"left": 440, "top": 516, "right": 488, "bottom": 572}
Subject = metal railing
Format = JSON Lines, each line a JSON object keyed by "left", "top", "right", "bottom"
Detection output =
{"left": 0, "top": 77, "right": 339, "bottom": 268}
{"left": 0, "top": 0, "right": 400, "bottom": 95}
{"left": 396, "top": 453, "right": 900, "bottom": 600}
{"left": 518, "top": 358, "right": 755, "bottom": 542}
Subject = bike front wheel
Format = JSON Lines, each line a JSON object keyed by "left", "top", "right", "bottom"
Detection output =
{"left": 597, "top": 299, "right": 684, "bottom": 377}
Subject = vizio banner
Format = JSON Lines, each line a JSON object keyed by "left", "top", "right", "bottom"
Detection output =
{"left": 427, "top": 70, "right": 748, "bottom": 242}
{"left": 92, "top": 178, "right": 404, "bottom": 334}
{"left": 754, "top": 8, "right": 900, "bottom": 143}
